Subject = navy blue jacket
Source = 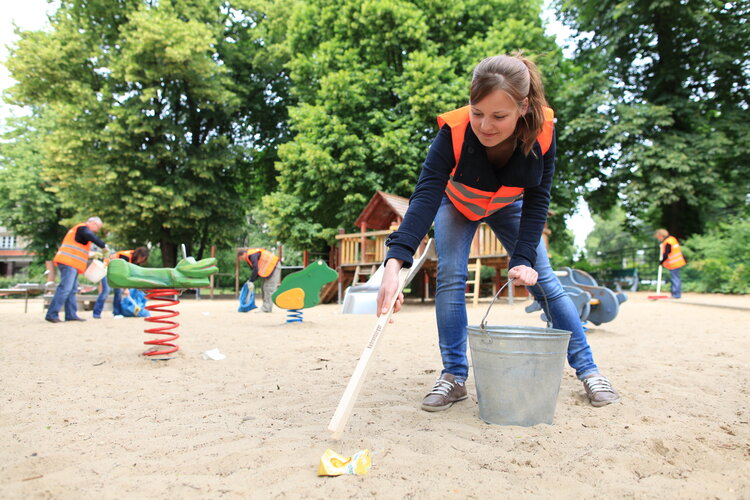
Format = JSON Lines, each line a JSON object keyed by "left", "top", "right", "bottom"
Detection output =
{"left": 75, "top": 225, "right": 106, "bottom": 249}
{"left": 385, "top": 122, "right": 556, "bottom": 270}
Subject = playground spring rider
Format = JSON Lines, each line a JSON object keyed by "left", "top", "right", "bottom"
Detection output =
{"left": 107, "top": 245, "right": 219, "bottom": 358}
{"left": 271, "top": 260, "right": 338, "bottom": 323}
{"left": 526, "top": 267, "right": 627, "bottom": 327}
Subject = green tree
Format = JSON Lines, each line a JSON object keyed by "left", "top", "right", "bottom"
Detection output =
{"left": 583, "top": 205, "right": 646, "bottom": 264}
{"left": 3, "top": 0, "right": 290, "bottom": 265}
{"left": 261, "top": 0, "right": 563, "bottom": 250}
{"left": 0, "top": 115, "right": 69, "bottom": 261}
{"left": 547, "top": 224, "right": 575, "bottom": 268}
{"left": 555, "top": 0, "right": 750, "bottom": 239}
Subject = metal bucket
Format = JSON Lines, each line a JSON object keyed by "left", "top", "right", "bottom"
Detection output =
{"left": 467, "top": 281, "right": 571, "bottom": 426}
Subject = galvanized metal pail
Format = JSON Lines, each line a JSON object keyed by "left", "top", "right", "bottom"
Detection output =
{"left": 467, "top": 281, "right": 571, "bottom": 426}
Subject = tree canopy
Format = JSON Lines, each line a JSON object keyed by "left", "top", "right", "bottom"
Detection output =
{"left": 4, "top": 0, "right": 746, "bottom": 273}
{"left": 0, "top": 115, "right": 69, "bottom": 261}
{"left": 3, "top": 0, "right": 290, "bottom": 265}
{"left": 259, "top": 0, "right": 562, "bottom": 250}
{"left": 555, "top": 0, "right": 750, "bottom": 239}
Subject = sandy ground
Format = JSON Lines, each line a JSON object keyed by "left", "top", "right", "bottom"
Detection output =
{"left": 1, "top": 291, "right": 749, "bottom": 499}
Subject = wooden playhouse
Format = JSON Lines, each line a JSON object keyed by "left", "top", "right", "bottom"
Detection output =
{"left": 325, "top": 191, "right": 535, "bottom": 305}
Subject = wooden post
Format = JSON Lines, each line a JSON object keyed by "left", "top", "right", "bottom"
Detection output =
{"left": 303, "top": 250, "right": 309, "bottom": 268}
{"left": 45, "top": 260, "right": 56, "bottom": 283}
{"left": 235, "top": 249, "right": 241, "bottom": 298}
{"left": 473, "top": 258, "right": 481, "bottom": 307}
{"left": 337, "top": 229, "right": 345, "bottom": 304}
{"left": 330, "top": 241, "right": 338, "bottom": 269}
{"left": 359, "top": 222, "right": 367, "bottom": 263}
{"left": 210, "top": 245, "right": 215, "bottom": 299}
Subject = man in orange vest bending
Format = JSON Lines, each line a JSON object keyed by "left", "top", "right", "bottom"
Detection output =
{"left": 654, "top": 229, "right": 687, "bottom": 299}
{"left": 45, "top": 217, "right": 108, "bottom": 323}
{"left": 240, "top": 248, "right": 280, "bottom": 313}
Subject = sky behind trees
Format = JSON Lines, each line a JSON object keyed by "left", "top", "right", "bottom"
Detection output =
{"left": 0, "top": 0, "right": 54, "bottom": 122}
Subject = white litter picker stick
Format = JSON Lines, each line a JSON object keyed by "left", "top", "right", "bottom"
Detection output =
{"left": 328, "top": 267, "right": 410, "bottom": 440}
{"left": 655, "top": 265, "right": 663, "bottom": 295}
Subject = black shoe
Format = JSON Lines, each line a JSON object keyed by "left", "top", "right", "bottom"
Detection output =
{"left": 45, "top": 317, "right": 61, "bottom": 323}
{"left": 66, "top": 317, "right": 87, "bottom": 322}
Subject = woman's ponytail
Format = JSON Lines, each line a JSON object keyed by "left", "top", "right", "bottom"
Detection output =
{"left": 514, "top": 53, "right": 549, "bottom": 156}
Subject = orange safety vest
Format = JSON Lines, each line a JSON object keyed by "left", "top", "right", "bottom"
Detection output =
{"left": 53, "top": 223, "right": 92, "bottom": 273}
{"left": 113, "top": 250, "right": 134, "bottom": 261}
{"left": 661, "top": 235, "right": 686, "bottom": 270}
{"left": 103, "top": 249, "right": 134, "bottom": 266}
{"left": 437, "top": 106, "right": 555, "bottom": 221}
{"left": 244, "top": 248, "right": 279, "bottom": 278}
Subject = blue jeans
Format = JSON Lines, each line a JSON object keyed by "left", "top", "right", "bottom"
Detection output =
{"left": 112, "top": 288, "right": 124, "bottom": 316}
{"left": 46, "top": 263, "right": 80, "bottom": 321}
{"left": 93, "top": 276, "right": 110, "bottom": 317}
{"left": 433, "top": 197, "right": 599, "bottom": 381}
{"left": 669, "top": 268, "right": 682, "bottom": 298}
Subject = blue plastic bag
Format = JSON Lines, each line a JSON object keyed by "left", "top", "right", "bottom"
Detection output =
{"left": 122, "top": 289, "right": 151, "bottom": 317}
{"left": 238, "top": 281, "right": 257, "bottom": 312}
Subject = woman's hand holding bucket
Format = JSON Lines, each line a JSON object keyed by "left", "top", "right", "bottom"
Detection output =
{"left": 377, "top": 259, "right": 405, "bottom": 318}
{"left": 508, "top": 265, "right": 538, "bottom": 286}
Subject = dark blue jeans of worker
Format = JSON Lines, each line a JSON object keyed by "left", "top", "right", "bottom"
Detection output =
{"left": 433, "top": 196, "right": 599, "bottom": 383}
{"left": 45, "top": 263, "right": 80, "bottom": 321}
{"left": 112, "top": 288, "right": 124, "bottom": 316}
{"left": 669, "top": 268, "right": 682, "bottom": 298}
{"left": 93, "top": 276, "right": 110, "bottom": 318}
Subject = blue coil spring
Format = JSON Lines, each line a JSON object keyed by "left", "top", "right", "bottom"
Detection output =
{"left": 286, "top": 309, "right": 303, "bottom": 323}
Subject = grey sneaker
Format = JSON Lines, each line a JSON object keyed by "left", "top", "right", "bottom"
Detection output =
{"left": 583, "top": 374, "right": 621, "bottom": 407}
{"left": 421, "top": 373, "right": 468, "bottom": 412}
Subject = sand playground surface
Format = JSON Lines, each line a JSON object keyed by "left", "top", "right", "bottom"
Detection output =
{"left": 1, "top": 291, "right": 749, "bottom": 499}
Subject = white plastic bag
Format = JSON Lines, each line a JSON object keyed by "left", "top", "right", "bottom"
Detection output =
{"left": 201, "top": 348, "right": 226, "bottom": 361}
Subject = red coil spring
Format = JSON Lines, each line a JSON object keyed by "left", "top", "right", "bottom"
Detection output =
{"left": 142, "top": 289, "right": 180, "bottom": 358}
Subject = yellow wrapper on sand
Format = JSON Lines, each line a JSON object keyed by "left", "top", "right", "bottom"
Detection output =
{"left": 317, "top": 449, "right": 371, "bottom": 476}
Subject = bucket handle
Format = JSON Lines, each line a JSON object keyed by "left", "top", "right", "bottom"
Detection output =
{"left": 479, "top": 278, "right": 554, "bottom": 331}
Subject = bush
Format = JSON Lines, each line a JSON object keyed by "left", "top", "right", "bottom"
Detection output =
{"left": 682, "top": 218, "right": 750, "bottom": 294}
{"left": 0, "top": 261, "right": 50, "bottom": 288}
{"left": 0, "top": 277, "right": 23, "bottom": 289}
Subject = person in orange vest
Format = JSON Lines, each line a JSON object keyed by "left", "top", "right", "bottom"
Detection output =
{"left": 654, "top": 229, "right": 687, "bottom": 299}
{"left": 240, "top": 248, "right": 281, "bottom": 312}
{"left": 94, "top": 247, "right": 150, "bottom": 318}
{"left": 45, "top": 217, "right": 108, "bottom": 323}
{"left": 378, "top": 54, "right": 619, "bottom": 411}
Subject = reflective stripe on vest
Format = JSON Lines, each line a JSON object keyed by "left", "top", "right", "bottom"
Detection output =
{"left": 53, "top": 223, "right": 92, "bottom": 273}
{"left": 437, "top": 106, "right": 554, "bottom": 221}
{"left": 245, "top": 248, "right": 279, "bottom": 278}
{"left": 662, "top": 236, "right": 686, "bottom": 270}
